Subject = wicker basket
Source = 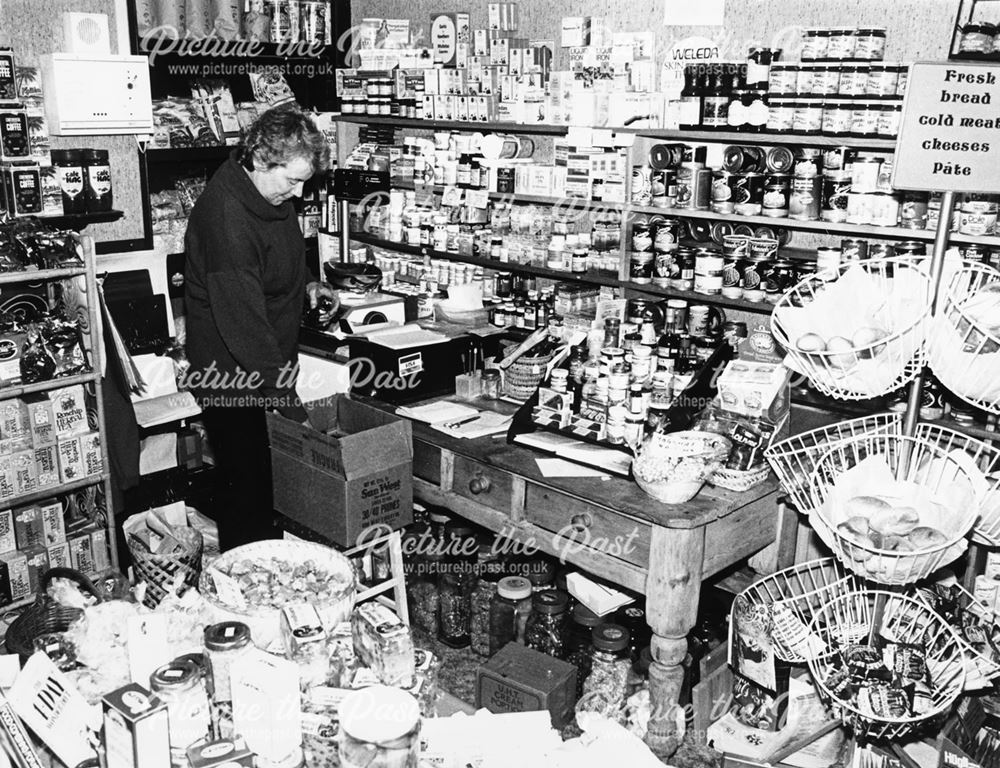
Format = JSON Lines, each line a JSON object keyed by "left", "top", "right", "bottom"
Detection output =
{"left": 130, "top": 528, "right": 204, "bottom": 609}
{"left": 765, "top": 412, "right": 902, "bottom": 514}
{"left": 809, "top": 434, "right": 980, "bottom": 585}
{"left": 199, "top": 539, "right": 357, "bottom": 650}
{"left": 711, "top": 465, "right": 771, "bottom": 492}
{"left": 632, "top": 431, "right": 731, "bottom": 504}
{"left": 503, "top": 350, "right": 554, "bottom": 401}
{"left": 737, "top": 557, "right": 860, "bottom": 663}
{"left": 5, "top": 568, "right": 102, "bottom": 659}
{"left": 807, "top": 590, "right": 966, "bottom": 741}
{"left": 771, "top": 257, "right": 932, "bottom": 400}
{"left": 915, "top": 422, "right": 1000, "bottom": 547}
{"left": 927, "top": 261, "right": 1000, "bottom": 415}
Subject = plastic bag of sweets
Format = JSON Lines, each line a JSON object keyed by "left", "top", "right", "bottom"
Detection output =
{"left": 16, "top": 230, "right": 82, "bottom": 269}
{"left": 44, "top": 317, "right": 88, "bottom": 377}
{"left": 20, "top": 322, "right": 56, "bottom": 383}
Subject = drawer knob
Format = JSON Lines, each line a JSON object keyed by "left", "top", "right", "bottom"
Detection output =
{"left": 469, "top": 475, "right": 492, "bottom": 494}
{"left": 571, "top": 513, "right": 592, "bottom": 532}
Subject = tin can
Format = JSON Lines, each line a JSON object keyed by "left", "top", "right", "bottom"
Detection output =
{"left": 710, "top": 221, "right": 734, "bottom": 244}
{"left": 722, "top": 145, "right": 766, "bottom": 174}
{"left": 732, "top": 173, "right": 765, "bottom": 216}
{"left": 723, "top": 321, "right": 749, "bottom": 345}
{"left": 722, "top": 256, "right": 743, "bottom": 298}
{"left": 630, "top": 251, "right": 654, "bottom": 284}
{"left": 841, "top": 239, "right": 869, "bottom": 261}
{"left": 901, "top": 191, "right": 929, "bottom": 229}
{"left": 822, "top": 146, "right": 855, "bottom": 172}
{"left": 821, "top": 171, "right": 852, "bottom": 222}
{"left": 749, "top": 237, "right": 780, "bottom": 260}
{"left": 632, "top": 165, "right": 652, "bottom": 205}
{"left": 962, "top": 245, "right": 990, "bottom": 263}
{"left": 648, "top": 143, "right": 686, "bottom": 170}
{"left": 693, "top": 168, "right": 712, "bottom": 211}
{"left": 650, "top": 169, "right": 676, "bottom": 208}
{"left": 723, "top": 234, "right": 750, "bottom": 258}
{"left": 871, "top": 192, "right": 902, "bottom": 227}
{"left": 711, "top": 170, "right": 734, "bottom": 214}
{"left": 895, "top": 241, "right": 926, "bottom": 257}
{"left": 789, "top": 175, "right": 821, "bottom": 220}
{"left": 959, "top": 193, "right": 998, "bottom": 236}
{"left": 654, "top": 252, "right": 676, "bottom": 287}
{"left": 653, "top": 218, "right": 680, "bottom": 253}
{"left": 762, "top": 174, "right": 791, "bottom": 218}
{"left": 869, "top": 243, "right": 895, "bottom": 259}
{"left": 675, "top": 163, "right": 697, "bottom": 209}
{"left": 632, "top": 221, "right": 653, "bottom": 252}
{"left": 851, "top": 155, "right": 882, "bottom": 193}
{"left": 793, "top": 148, "right": 821, "bottom": 178}
{"left": 766, "top": 146, "right": 795, "bottom": 174}
{"left": 815, "top": 246, "right": 842, "bottom": 276}
{"left": 675, "top": 249, "right": 695, "bottom": 290}
{"left": 693, "top": 262, "right": 723, "bottom": 295}
{"left": 741, "top": 258, "right": 769, "bottom": 302}
{"left": 846, "top": 192, "right": 876, "bottom": 225}
{"left": 764, "top": 259, "right": 798, "bottom": 302}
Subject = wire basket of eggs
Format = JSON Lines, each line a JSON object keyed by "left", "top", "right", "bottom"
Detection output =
{"left": 764, "top": 412, "right": 903, "bottom": 514}
{"left": 808, "top": 434, "right": 981, "bottom": 585}
{"left": 807, "top": 590, "right": 966, "bottom": 741}
{"left": 737, "top": 557, "right": 861, "bottom": 663}
{"left": 915, "top": 422, "right": 1000, "bottom": 547}
{"left": 927, "top": 260, "right": 1000, "bottom": 415}
{"left": 770, "top": 258, "right": 932, "bottom": 400}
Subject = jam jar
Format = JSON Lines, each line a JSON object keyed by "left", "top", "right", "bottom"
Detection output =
{"left": 524, "top": 589, "right": 571, "bottom": 659}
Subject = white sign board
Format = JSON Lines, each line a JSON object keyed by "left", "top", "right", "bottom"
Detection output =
{"left": 892, "top": 61, "right": 1000, "bottom": 193}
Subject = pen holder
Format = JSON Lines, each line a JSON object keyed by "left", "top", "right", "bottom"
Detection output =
{"left": 455, "top": 371, "right": 483, "bottom": 401}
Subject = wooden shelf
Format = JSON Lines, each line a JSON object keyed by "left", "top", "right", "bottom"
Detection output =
{"left": 0, "top": 473, "right": 109, "bottom": 511}
{"left": 0, "top": 371, "right": 99, "bottom": 403}
{"left": 145, "top": 146, "right": 233, "bottom": 163}
{"left": 636, "top": 128, "right": 900, "bottom": 150}
{"left": 338, "top": 114, "right": 570, "bottom": 135}
{"left": 623, "top": 281, "right": 777, "bottom": 315}
{"left": 393, "top": 179, "right": 624, "bottom": 210}
{"left": 37, "top": 210, "right": 124, "bottom": 229}
{"left": 0, "top": 267, "right": 88, "bottom": 286}
{"left": 349, "top": 231, "right": 622, "bottom": 287}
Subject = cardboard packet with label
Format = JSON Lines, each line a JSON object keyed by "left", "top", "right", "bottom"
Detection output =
{"left": 24, "top": 394, "right": 55, "bottom": 447}
{"left": 13, "top": 504, "right": 43, "bottom": 550}
{"left": 280, "top": 602, "right": 327, "bottom": 657}
{"left": 351, "top": 602, "right": 415, "bottom": 687}
{"left": 102, "top": 683, "right": 171, "bottom": 768}
{"left": 49, "top": 385, "right": 88, "bottom": 437}
{"left": 47, "top": 540, "right": 70, "bottom": 569}
{"left": 0, "top": 549, "right": 30, "bottom": 604}
{"left": 0, "top": 508, "right": 14, "bottom": 554}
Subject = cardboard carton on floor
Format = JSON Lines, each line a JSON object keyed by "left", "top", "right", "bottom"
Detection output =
{"left": 266, "top": 395, "right": 413, "bottom": 547}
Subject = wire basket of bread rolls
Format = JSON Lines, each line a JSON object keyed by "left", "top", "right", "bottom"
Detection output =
{"left": 914, "top": 422, "right": 1000, "bottom": 547}
{"left": 738, "top": 557, "right": 861, "bottom": 663}
{"left": 771, "top": 258, "right": 932, "bottom": 400}
{"left": 807, "top": 590, "right": 966, "bottom": 741}
{"left": 927, "top": 260, "right": 1000, "bottom": 415}
{"left": 809, "top": 434, "right": 981, "bottom": 585}
{"left": 764, "top": 412, "right": 903, "bottom": 514}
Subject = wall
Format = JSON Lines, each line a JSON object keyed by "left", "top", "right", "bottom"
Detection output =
{"left": 3, "top": 0, "right": 145, "bottom": 248}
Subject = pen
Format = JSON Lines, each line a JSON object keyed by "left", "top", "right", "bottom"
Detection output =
{"left": 446, "top": 415, "right": 480, "bottom": 429}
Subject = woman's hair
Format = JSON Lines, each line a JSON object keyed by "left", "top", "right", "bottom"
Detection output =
{"left": 238, "top": 104, "right": 331, "bottom": 174}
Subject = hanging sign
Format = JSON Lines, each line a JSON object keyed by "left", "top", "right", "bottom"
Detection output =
{"left": 892, "top": 61, "right": 1000, "bottom": 193}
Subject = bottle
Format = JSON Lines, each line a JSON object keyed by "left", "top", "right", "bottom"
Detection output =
{"left": 150, "top": 659, "right": 212, "bottom": 768}
{"left": 438, "top": 520, "right": 478, "bottom": 648}
{"left": 565, "top": 604, "right": 604, "bottom": 698}
{"left": 203, "top": 622, "right": 253, "bottom": 739}
{"left": 524, "top": 589, "right": 571, "bottom": 659}
{"left": 489, "top": 575, "right": 533, "bottom": 655}
{"left": 576, "top": 624, "right": 632, "bottom": 722}
{"left": 701, "top": 71, "right": 729, "bottom": 130}
{"left": 82, "top": 148, "right": 113, "bottom": 212}
{"left": 678, "top": 66, "right": 703, "bottom": 130}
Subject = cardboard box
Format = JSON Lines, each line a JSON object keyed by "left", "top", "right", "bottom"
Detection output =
{"left": 0, "top": 550, "right": 30, "bottom": 604}
{"left": 49, "top": 385, "right": 88, "bottom": 437}
{"left": 716, "top": 361, "right": 792, "bottom": 422}
{"left": 267, "top": 396, "right": 413, "bottom": 547}
{"left": 47, "top": 540, "right": 70, "bottom": 569}
{"left": 102, "top": 684, "right": 171, "bottom": 768}
{"left": 560, "top": 17, "right": 590, "bottom": 47}
{"left": 9, "top": 449, "right": 35, "bottom": 495}
{"left": 187, "top": 737, "right": 255, "bottom": 768}
{"left": 476, "top": 643, "right": 576, "bottom": 727}
{"left": 0, "top": 508, "right": 14, "bottom": 554}
{"left": 34, "top": 444, "right": 59, "bottom": 488}
{"left": 90, "top": 528, "right": 110, "bottom": 573}
{"left": 57, "top": 436, "right": 84, "bottom": 483}
{"left": 0, "top": 399, "right": 30, "bottom": 446}
{"left": 13, "top": 505, "right": 43, "bottom": 550}
{"left": 230, "top": 649, "right": 301, "bottom": 765}
{"left": 80, "top": 432, "right": 103, "bottom": 476}
{"left": 68, "top": 531, "right": 94, "bottom": 575}
{"left": 430, "top": 12, "right": 470, "bottom": 67}
{"left": 22, "top": 546, "right": 48, "bottom": 595}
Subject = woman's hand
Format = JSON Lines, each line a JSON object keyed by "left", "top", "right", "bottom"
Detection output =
{"left": 305, "top": 281, "right": 339, "bottom": 328}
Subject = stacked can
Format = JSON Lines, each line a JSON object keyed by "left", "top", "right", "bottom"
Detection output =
{"left": 651, "top": 218, "right": 682, "bottom": 288}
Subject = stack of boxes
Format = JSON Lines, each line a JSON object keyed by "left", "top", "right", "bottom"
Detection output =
{"left": 0, "top": 384, "right": 107, "bottom": 606}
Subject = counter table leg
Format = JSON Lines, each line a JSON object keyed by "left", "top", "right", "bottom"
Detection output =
{"left": 644, "top": 525, "right": 707, "bottom": 759}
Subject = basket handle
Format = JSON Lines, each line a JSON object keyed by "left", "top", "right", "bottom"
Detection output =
{"left": 40, "top": 567, "right": 103, "bottom": 603}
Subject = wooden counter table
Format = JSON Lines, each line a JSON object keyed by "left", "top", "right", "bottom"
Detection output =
{"left": 370, "top": 397, "right": 786, "bottom": 756}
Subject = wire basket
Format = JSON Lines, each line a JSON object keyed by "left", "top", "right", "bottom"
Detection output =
{"left": 809, "top": 434, "right": 980, "bottom": 584}
{"left": 737, "top": 557, "right": 861, "bottom": 662}
{"left": 129, "top": 528, "right": 204, "bottom": 609}
{"left": 927, "top": 261, "right": 1000, "bottom": 415}
{"left": 914, "top": 422, "right": 1000, "bottom": 547}
{"left": 765, "top": 412, "right": 902, "bottom": 514}
{"left": 807, "top": 590, "right": 966, "bottom": 741}
{"left": 913, "top": 582, "right": 1000, "bottom": 691}
{"left": 503, "top": 351, "right": 554, "bottom": 401}
{"left": 711, "top": 465, "right": 772, "bottom": 493}
{"left": 4, "top": 568, "right": 102, "bottom": 659}
{"left": 771, "top": 258, "right": 932, "bottom": 400}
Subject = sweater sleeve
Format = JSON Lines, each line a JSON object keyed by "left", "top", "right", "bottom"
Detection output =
{"left": 196, "top": 212, "right": 304, "bottom": 417}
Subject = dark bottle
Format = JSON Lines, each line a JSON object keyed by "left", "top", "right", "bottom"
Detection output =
{"left": 50, "top": 149, "right": 86, "bottom": 214}
{"left": 701, "top": 72, "right": 729, "bottom": 130}
{"left": 678, "top": 66, "right": 703, "bottom": 130}
{"left": 616, "top": 604, "right": 653, "bottom": 666}
{"left": 524, "top": 589, "right": 571, "bottom": 659}
{"left": 437, "top": 520, "right": 478, "bottom": 648}
{"left": 565, "top": 603, "right": 604, "bottom": 698}
{"left": 82, "top": 149, "right": 113, "bottom": 212}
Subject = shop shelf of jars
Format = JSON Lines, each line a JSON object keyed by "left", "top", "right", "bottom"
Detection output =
{"left": 624, "top": 281, "right": 777, "bottom": 315}
{"left": 391, "top": 179, "right": 623, "bottom": 210}
{"left": 0, "top": 267, "right": 89, "bottom": 285}
{"left": 349, "top": 231, "right": 623, "bottom": 288}
{"left": 0, "top": 371, "right": 100, "bottom": 403}
{"left": 37, "top": 210, "right": 125, "bottom": 229}
{"left": 337, "top": 114, "right": 571, "bottom": 136}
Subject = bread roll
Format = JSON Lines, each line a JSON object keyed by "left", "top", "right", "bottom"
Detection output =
{"left": 843, "top": 516, "right": 871, "bottom": 536}
{"left": 906, "top": 526, "right": 948, "bottom": 550}
{"left": 870, "top": 506, "right": 920, "bottom": 536}
{"left": 846, "top": 495, "right": 893, "bottom": 520}
{"left": 838, "top": 523, "right": 875, "bottom": 561}
{"left": 796, "top": 333, "right": 826, "bottom": 353}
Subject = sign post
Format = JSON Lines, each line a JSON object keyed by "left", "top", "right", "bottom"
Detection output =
{"left": 891, "top": 61, "right": 1000, "bottom": 436}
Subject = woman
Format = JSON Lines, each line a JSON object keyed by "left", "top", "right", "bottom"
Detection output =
{"left": 184, "top": 104, "right": 336, "bottom": 550}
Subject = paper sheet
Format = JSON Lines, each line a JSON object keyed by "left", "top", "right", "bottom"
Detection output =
{"left": 566, "top": 572, "right": 635, "bottom": 615}
{"left": 361, "top": 326, "right": 449, "bottom": 349}
{"left": 133, "top": 391, "right": 201, "bottom": 428}
{"left": 664, "top": 0, "right": 725, "bottom": 25}
{"left": 139, "top": 433, "right": 178, "bottom": 475}
{"left": 535, "top": 458, "right": 610, "bottom": 478}
{"left": 130, "top": 354, "right": 178, "bottom": 399}
{"left": 432, "top": 411, "right": 512, "bottom": 439}
{"left": 397, "top": 401, "right": 479, "bottom": 425}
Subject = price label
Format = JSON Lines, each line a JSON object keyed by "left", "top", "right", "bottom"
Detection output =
{"left": 441, "top": 185, "right": 464, "bottom": 207}
{"left": 211, "top": 569, "right": 247, "bottom": 609}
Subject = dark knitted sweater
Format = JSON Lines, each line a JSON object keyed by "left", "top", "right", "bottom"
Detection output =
{"left": 184, "top": 155, "right": 305, "bottom": 415}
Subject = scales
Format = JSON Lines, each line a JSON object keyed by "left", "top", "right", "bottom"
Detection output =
{"left": 335, "top": 291, "right": 407, "bottom": 333}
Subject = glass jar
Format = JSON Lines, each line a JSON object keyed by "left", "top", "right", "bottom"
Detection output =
{"left": 203, "top": 622, "right": 252, "bottom": 739}
{"left": 524, "top": 589, "right": 571, "bottom": 659}
{"left": 438, "top": 520, "right": 478, "bottom": 648}
{"left": 959, "top": 23, "right": 996, "bottom": 55}
{"left": 854, "top": 28, "right": 886, "bottom": 60}
{"left": 50, "top": 149, "right": 86, "bottom": 215}
{"left": 471, "top": 560, "right": 505, "bottom": 657}
{"left": 575, "top": 624, "right": 632, "bottom": 723}
{"left": 565, "top": 604, "right": 604, "bottom": 698}
{"left": 801, "top": 29, "right": 829, "bottom": 61}
{"left": 489, "top": 575, "right": 533, "bottom": 655}
{"left": 523, "top": 555, "right": 556, "bottom": 593}
{"left": 826, "top": 28, "right": 855, "bottom": 59}
{"left": 481, "top": 369, "right": 501, "bottom": 399}
{"left": 766, "top": 97, "right": 795, "bottom": 133}
{"left": 838, "top": 66, "right": 867, "bottom": 97}
{"left": 150, "top": 659, "right": 212, "bottom": 768}
{"left": 821, "top": 100, "right": 853, "bottom": 136}
{"left": 338, "top": 686, "right": 421, "bottom": 768}
{"left": 616, "top": 605, "right": 652, "bottom": 665}
{"left": 82, "top": 148, "right": 113, "bottom": 213}
{"left": 877, "top": 100, "right": 903, "bottom": 138}
{"left": 792, "top": 101, "right": 823, "bottom": 133}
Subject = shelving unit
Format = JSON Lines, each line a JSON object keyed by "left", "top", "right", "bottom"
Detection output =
{"left": 143, "top": 147, "right": 234, "bottom": 163}
{"left": 36, "top": 211, "right": 125, "bottom": 230}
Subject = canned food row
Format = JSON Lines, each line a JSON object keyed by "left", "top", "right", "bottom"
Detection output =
{"left": 765, "top": 97, "right": 902, "bottom": 138}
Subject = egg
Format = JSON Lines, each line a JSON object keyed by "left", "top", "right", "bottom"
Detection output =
{"left": 851, "top": 326, "right": 890, "bottom": 359}
{"left": 826, "top": 336, "right": 856, "bottom": 369}
{"left": 796, "top": 333, "right": 827, "bottom": 353}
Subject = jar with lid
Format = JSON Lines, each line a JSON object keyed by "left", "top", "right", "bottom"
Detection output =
{"left": 877, "top": 100, "right": 903, "bottom": 138}
{"left": 203, "top": 622, "right": 252, "bottom": 739}
{"left": 339, "top": 686, "right": 421, "bottom": 768}
{"left": 959, "top": 23, "right": 996, "bottom": 55}
{"left": 850, "top": 101, "right": 880, "bottom": 137}
{"left": 489, "top": 575, "right": 533, "bottom": 654}
{"left": 524, "top": 589, "right": 571, "bottom": 659}
{"left": 812, "top": 65, "right": 840, "bottom": 95}
{"left": 826, "top": 28, "right": 856, "bottom": 59}
{"left": 838, "top": 66, "right": 868, "bottom": 97}
{"left": 438, "top": 520, "right": 478, "bottom": 648}
{"left": 83, "top": 149, "right": 113, "bottom": 213}
{"left": 821, "top": 100, "right": 853, "bottom": 136}
{"left": 866, "top": 64, "right": 898, "bottom": 96}
{"left": 801, "top": 29, "right": 829, "bottom": 61}
{"left": 792, "top": 101, "right": 823, "bottom": 133}
{"left": 854, "top": 28, "right": 886, "bottom": 60}
{"left": 522, "top": 555, "right": 556, "bottom": 593}
{"left": 150, "top": 659, "right": 212, "bottom": 767}
{"left": 481, "top": 368, "right": 501, "bottom": 399}
{"left": 565, "top": 604, "right": 604, "bottom": 698}
{"left": 576, "top": 624, "right": 632, "bottom": 723}
{"left": 471, "top": 559, "right": 506, "bottom": 657}
{"left": 50, "top": 149, "right": 86, "bottom": 214}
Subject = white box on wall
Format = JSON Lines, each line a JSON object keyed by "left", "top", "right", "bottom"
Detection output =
{"left": 63, "top": 13, "right": 111, "bottom": 55}
{"left": 41, "top": 54, "right": 152, "bottom": 135}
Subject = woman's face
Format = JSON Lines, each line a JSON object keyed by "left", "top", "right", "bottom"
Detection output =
{"left": 249, "top": 155, "right": 314, "bottom": 206}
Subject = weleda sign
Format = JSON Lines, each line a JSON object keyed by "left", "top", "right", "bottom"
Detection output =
{"left": 893, "top": 61, "right": 1000, "bottom": 193}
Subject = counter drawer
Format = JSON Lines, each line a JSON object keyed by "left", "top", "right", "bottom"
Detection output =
{"left": 413, "top": 439, "right": 441, "bottom": 485}
{"left": 451, "top": 455, "right": 514, "bottom": 514}
{"left": 523, "top": 484, "right": 650, "bottom": 569}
